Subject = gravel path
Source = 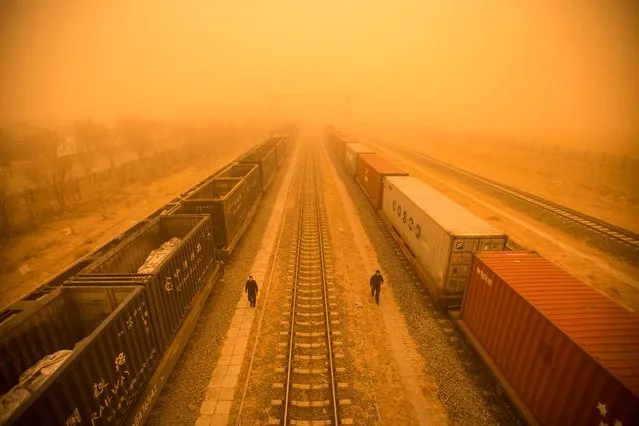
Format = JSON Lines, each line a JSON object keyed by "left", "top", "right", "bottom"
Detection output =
{"left": 146, "top": 156, "right": 293, "bottom": 425}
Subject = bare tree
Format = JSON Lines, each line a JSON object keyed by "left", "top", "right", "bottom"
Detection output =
{"left": 24, "top": 129, "right": 73, "bottom": 211}
{"left": 74, "top": 120, "right": 99, "bottom": 180}
{"left": 23, "top": 130, "right": 58, "bottom": 190}
{"left": 116, "top": 116, "right": 152, "bottom": 160}
{"left": 0, "top": 131, "right": 14, "bottom": 177}
{"left": 47, "top": 154, "right": 74, "bottom": 210}
{"left": 95, "top": 124, "right": 116, "bottom": 170}
{"left": 24, "top": 159, "right": 47, "bottom": 190}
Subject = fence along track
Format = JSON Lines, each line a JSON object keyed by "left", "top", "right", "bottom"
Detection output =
{"left": 272, "top": 149, "right": 346, "bottom": 425}
{"left": 390, "top": 144, "right": 639, "bottom": 251}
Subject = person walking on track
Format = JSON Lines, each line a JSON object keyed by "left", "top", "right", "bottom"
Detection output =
{"left": 245, "top": 275, "right": 259, "bottom": 307}
{"left": 370, "top": 270, "right": 384, "bottom": 304}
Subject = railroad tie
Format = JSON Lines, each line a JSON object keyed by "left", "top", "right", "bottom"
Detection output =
{"left": 290, "top": 400, "right": 331, "bottom": 407}
{"left": 292, "top": 383, "right": 330, "bottom": 390}
{"left": 296, "top": 312, "right": 324, "bottom": 317}
{"left": 292, "top": 368, "right": 328, "bottom": 374}
{"left": 295, "top": 331, "right": 325, "bottom": 337}
{"left": 294, "top": 321, "right": 326, "bottom": 327}
{"left": 296, "top": 342, "right": 325, "bottom": 348}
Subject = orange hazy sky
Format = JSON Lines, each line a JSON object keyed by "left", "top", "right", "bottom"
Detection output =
{"left": 0, "top": 0, "right": 637, "bottom": 148}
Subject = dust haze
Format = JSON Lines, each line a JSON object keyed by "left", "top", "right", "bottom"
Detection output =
{"left": 1, "top": 0, "right": 638, "bottom": 153}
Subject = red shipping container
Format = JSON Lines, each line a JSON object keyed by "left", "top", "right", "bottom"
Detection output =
{"left": 461, "top": 252, "right": 639, "bottom": 425}
{"left": 356, "top": 153, "right": 408, "bottom": 209}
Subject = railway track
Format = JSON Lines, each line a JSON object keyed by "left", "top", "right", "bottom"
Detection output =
{"left": 387, "top": 143, "right": 639, "bottom": 256}
{"left": 236, "top": 148, "right": 351, "bottom": 425}
{"left": 272, "top": 151, "right": 348, "bottom": 425}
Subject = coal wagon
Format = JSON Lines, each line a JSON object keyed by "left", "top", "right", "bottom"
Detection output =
{"left": 179, "top": 163, "right": 261, "bottom": 257}
{"left": 0, "top": 286, "right": 159, "bottom": 425}
{"left": 65, "top": 215, "right": 217, "bottom": 352}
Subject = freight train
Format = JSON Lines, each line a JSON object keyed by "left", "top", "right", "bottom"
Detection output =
{"left": 324, "top": 126, "right": 639, "bottom": 426}
{"left": 0, "top": 128, "right": 296, "bottom": 426}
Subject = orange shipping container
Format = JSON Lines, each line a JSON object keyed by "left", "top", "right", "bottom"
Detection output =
{"left": 356, "top": 153, "right": 408, "bottom": 209}
{"left": 461, "top": 252, "right": 639, "bottom": 425}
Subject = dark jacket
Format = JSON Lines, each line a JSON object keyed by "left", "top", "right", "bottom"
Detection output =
{"left": 370, "top": 273, "right": 383, "bottom": 288}
{"left": 245, "top": 279, "right": 258, "bottom": 294}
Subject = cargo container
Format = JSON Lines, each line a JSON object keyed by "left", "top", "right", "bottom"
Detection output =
{"left": 461, "top": 252, "right": 639, "bottom": 425}
{"left": 238, "top": 145, "right": 278, "bottom": 191}
{"left": 355, "top": 153, "right": 408, "bottom": 209}
{"left": 325, "top": 131, "right": 341, "bottom": 156}
{"left": 66, "top": 215, "right": 216, "bottom": 351}
{"left": 332, "top": 134, "right": 356, "bottom": 161}
{"left": 382, "top": 176, "right": 507, "bottom": 299}
{"left": 181, "top": 176, "right": 213, "bottom": 199}
{"left": 261, "top": 134, "right": 288, "bottom": 167}
{"left": 180, "top": 159, "right": 239, "bottom": 200}
{"left": 324, "top": 129, "right": 341, "bottom": 154}
{"left": 0, "top": 285, "right": 160, "bottom": 425}
{"left": 344, "top": 143, "right": 375, "bottom": 176}
{"left": 180, "top": 164, "right": 261, "bottom": 252}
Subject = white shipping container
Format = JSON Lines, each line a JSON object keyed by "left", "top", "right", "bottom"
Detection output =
{"left": 382, "top": 176, "right": 508, "bottom": 294}
{"left": 344, "top": 143, "right": 375, "bottom": 176}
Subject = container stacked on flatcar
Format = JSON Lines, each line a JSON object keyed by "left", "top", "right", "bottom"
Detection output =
{"left": 327, "top": 127, "right": 639, "bottom": 424}
{"left": 326, "top": 128, "right": 507, "bottom": 305}
{"left": 323, "top": 126, "right": 338, "bottom": 150}
{"left": 179, "top": 163, "right": 261, "bottom": 256}
{"left": 0, "top": 285, "right": 160, "bottom": 425}
{"left": 355, "top": 153, "right": 408, "bottom": 210}
{"left": 461, "top": 251, "right": 639, "bottom": 425}
{"left": 381, "top": 176, "right": 507, "bottom": 305}
{"left": 333, "top": 135, "right": 356, "bottom": 161}
{"left": 343, "top": 143, "right": 375, "bottom": 176}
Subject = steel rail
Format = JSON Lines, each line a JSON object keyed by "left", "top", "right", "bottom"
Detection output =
{"left": 282, "top": 169, "right": 306, "bottom": 424}
{"left": 282, "top": 152, "right": 340, "bottom": 425}
{"left": 313, "top": 157, "right": 340, "bottom": 426}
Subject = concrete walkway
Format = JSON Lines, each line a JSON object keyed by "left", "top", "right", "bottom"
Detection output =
{"left": 195, "top": 153, "right": 297, "bottom": 426}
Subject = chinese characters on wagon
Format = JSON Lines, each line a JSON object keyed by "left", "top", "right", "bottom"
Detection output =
{"left": 116, "top": 300, "right": 151, "bottom": 337}
{"left": 65, "top": 408, "right": 81, "bottom": 426}
{"left": 164, "top": 242, "right": 204, "bottom": 293}
{"left": 86, "top": 349, "right": 158, "bottom": 425}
